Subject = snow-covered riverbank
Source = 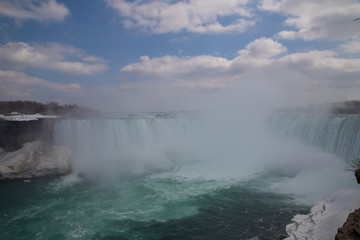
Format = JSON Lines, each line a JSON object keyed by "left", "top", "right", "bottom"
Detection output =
{"left": 285, "top": 188, "right": 360, "bottom": 240}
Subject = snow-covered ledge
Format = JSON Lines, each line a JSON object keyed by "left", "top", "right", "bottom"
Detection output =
{"left": 285, "top": 188, "right": 360, "bottom": 240}
{"left": 0, "top": 141, "right": 71, "bottom": 180}
{"left": 0, "top": 113, "right": 58, "bottom": 121}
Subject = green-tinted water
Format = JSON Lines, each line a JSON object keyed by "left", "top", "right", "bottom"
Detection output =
{"left": 0, "top": 173, "right": 308, "bottom": 240}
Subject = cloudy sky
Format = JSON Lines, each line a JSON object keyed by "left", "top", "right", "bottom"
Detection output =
{"left": 0, "top": 0, "right": 360, "bottom": 112}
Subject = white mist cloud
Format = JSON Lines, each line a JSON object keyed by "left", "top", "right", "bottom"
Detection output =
{"left": 66, "top": 80, "right": 209, "bottom": 112}
{"left": 259, "top": 0, "right": 360, "bottom": 41}
{"left": 0, "top": 0, "right": 69, "bottom": 22}
{"left": 0, "top": 70, "right": 80, "bottom": 98}
{"left": 0, "top": 42, "right": 108, "bottom": 75}
{"left": 106, "top": 0, "right": 255, "bottom": 33}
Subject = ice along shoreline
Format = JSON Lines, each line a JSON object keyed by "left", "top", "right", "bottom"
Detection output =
{"left": 284, "top": 188, "right": 360, "bottom": 240}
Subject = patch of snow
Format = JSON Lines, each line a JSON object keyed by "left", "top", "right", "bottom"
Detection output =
{"left": 285, "top": 188, "right": 360, "bottom": 240}
{"left": 0, "top": 141, "right": 72, "bottom": 180}
{"left": 0, "top": 113, "right": 58, "bottom": 121}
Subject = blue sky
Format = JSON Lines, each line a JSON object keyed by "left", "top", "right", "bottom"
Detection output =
{"left": 0, "top": 0, "right": 360, "bottom": 112}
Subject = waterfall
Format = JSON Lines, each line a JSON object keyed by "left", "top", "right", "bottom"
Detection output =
{"left": 53, "top": 114, "right": 200, "bottom": 178}
{"left": 269, "top": 115, "right": 360, "bottom": 161}
{"left": 55, "top": 117, "right": 198, "bottom": 152}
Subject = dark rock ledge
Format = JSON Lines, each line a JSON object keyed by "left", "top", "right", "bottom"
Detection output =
{"left": 335, "top": 208, "right": 360, "bottom": 240}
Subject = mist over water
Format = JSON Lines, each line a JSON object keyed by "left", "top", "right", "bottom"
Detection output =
{"left": 56, "top": 77, "right": 357, "bottom": 198}
{"left": 2, "top": 99, "right": 358, "bottom": 239}
{"left": 50, "top": 81, "right": 357, "bottom": 233}
{"left": 1, "top": 82, "right": 356, "bottom": 240}
{"left": 53, "top": 106, "right": 357, "bottom": 204}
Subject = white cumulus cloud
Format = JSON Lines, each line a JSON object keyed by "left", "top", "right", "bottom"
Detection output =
{"left": 259, "top": 0, "right": 360, "bottom": 41}
{"left": 106, "top": 0, "right": 255, "bottom": 33}
{"left": 120, "top": 37, "right": 360, "bottom": 103}
{"left": 0, "top": 0, "right": 69, "bottom": 22}
{"left": 121, "top": 38, "right": 287, "bottom": 89}
{"left": 238, "top": 37, "right": 286, "bottom": 58}
{"left": 122, "top": 55, "right": 232, "bottom": 77}
{"left": 0, "top": 42, "right": 108, "bottom": 75}
{"left": 121, "top": 38, "right": 286, "bottom": 86}
{"left": 280, "top": 50, "right": 360, "bottom": 73}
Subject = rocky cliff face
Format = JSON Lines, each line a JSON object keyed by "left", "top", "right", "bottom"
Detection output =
{"left": 335, "top": 208, "right": 360, "bottom": 240}
{"left": 0, "top": 141, "right": 71, "bottom": 180}
{"left": 355, "top": 169, "right": 360, "bottom": 184}
{"left": 0, "top": 119, "right": 55, "bottom": 151}
{"left": 0, "top": 119, "right": 72, "bottom": 180}
{"left": 334, "top": 170, "right": 360, "bottom": 239}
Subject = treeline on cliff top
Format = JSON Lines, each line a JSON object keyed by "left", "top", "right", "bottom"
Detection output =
{"left": 331, "top": 100, "right": 360, "bottom": 114}
{"left": 277, "top": 100, "right": 360, "bottom": 114}
{"left": 0, "top": 101, "right": 101, "bottom": 117}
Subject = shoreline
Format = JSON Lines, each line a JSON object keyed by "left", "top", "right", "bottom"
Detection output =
{"left": 284, "top": 188, "right": 360, "bottom": 240}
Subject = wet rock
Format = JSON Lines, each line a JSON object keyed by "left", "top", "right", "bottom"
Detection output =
{"left": 355, "top": 169, "right": 360, "bottom": 184}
